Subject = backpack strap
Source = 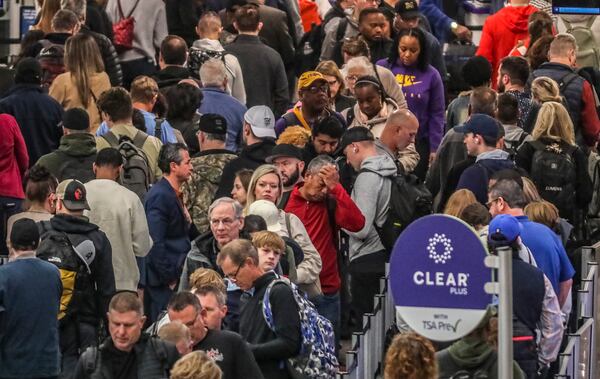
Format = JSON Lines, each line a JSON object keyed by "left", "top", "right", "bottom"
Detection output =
{"left": 154, "top": 118, "right": 164, "bottom": 140}
{"left": 558, "top": 71, "right": 580, "bottom": 93}
{"left": 346, "top": 107, "right": 356, "bottom": 126}
{"left": 517, "top": 131, "right": 529, "bottom": 148}
{"left": 118, "top": 0, "right": 140, "bottom": 19}
{"left": 102, "top": 131, "right": 120, "bottom": 147}
{"left": 81, "top": 345, "right": 100, "bottom": 375}
{"left": 335, "top": 18, "right": 349, "bottom": 43}
{"left": 284, "top": 212, "right": 292, "bottom": 237}
{"left": 132, "top": 130, "right": 149, "bottom": 149}
{"left": 563, "top": 18, "right": 573, "bottom": 32}
{"left": 586, "top": 16, "right": 596, "bottom": 29}
{"left": 529, "top": 139, "right": 546, "bottom": 152}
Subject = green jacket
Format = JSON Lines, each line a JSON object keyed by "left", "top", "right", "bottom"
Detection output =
{"left": 36, "top": 133, "right": 97, "bottom": 183}
{"left": 436, "top": 336, "right": 525, "bottom": 379}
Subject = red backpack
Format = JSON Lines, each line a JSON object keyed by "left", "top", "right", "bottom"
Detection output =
{"left": 112, "top": 0, "right": 140, "bottom": 53}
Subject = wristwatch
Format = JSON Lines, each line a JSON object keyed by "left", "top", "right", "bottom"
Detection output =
{"left": 450, "top": 21, "right": 459, "bottom": 33}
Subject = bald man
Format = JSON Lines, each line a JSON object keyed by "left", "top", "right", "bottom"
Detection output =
{"left": 190, "top": 13, "right": 246, "bottom": 103}
{"left": 376, "top": 109, "right": 420, "bottom": 173}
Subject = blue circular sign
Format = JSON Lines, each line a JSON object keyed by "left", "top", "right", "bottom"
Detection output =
{"left": 390, "top": 214, "right": 492, "bottom": 341}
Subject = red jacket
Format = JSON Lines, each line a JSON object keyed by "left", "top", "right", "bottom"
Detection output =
{"left": 285, "top": 182, "right": 365, "bottom": 293}
{"left": 0, "top": 114, "right": 28, "bottom": 199}
{"left": 477, "top": 5, "right": 538, "bottom": 88}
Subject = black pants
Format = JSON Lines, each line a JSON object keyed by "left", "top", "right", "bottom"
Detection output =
{"left": 120, "top": 57, "right": 157, "bottom": 90}
{"left": 348, "top": 251, "right": 387, "bottom": 327}
{"left": 59, "top": 322, "right": 98, "bottom": 379}
{"left": 413, "top": 137, "right": 431, "bottom": 181}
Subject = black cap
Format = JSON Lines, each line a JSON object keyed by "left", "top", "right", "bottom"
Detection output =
{"left": 14, "top": 57, "right": 42, "bottom": 85}
{"left": 395, "top": 0, "right": 420, "bottom": 19}
{"left": 62, "top": 108, "right": 90, "bottom": 131}
{"left": 199, "top": 113, "right": 227, "bottom": 135}
{"left": 56, "top": 179, "right": 90, "bottom": 211}
{"left": 339, "top": 127, "right": 375, "bottom": 152}
{"left": 10, "top": 218, "right": 40, "bottom": 250}
{"left": 266, "top": 144, "right": 304, "bottom": 163}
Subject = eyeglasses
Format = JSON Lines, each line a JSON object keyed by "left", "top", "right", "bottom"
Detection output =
{"left": 346, "top": 75, "right": 359, "bottom": 82}
{"left": 225, "top": 260, "right": 244, "bottom": 282}
{"left": 210, "top": 218, "right": 235, "bottom": 227}
{"left": 304, "top": 84, "right": 329, "bottom": 94}
{"left": 486, "top": 198, "right": 500, "bottom": 209}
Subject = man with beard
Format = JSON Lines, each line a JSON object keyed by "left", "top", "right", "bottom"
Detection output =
{"left": 497, "top": 56, "right": 533, "bottom": 130}
{"left": 274, "top": 71, "right": 344, "bottom": 136}
{"left": 266, "top": 144, "right": 305, "bottom": 208}
{"left": 358, "top": 8, "right": 393, "bottom": 63}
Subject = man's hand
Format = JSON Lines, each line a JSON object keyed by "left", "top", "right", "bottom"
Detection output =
{"left": 319, "top": 165, "right": 340, "bottom": 191}
{"left": 453, "top": 24, "right": 472, "bottom": 41}
{"left": 429, "top": 152, "right": 437, "bottom": 165}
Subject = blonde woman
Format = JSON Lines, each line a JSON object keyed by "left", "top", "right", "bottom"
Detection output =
{"left": 170, "top": 351, "right": 222, "bottom": 379}
{"left": 49, "top": 33, "right": 111, "bottom": 132}
{"left": 522, "top": 76, "right": 561, "bottom": 133}
{"left": 516, "top": 101, "right": 592, "bottom": 224}
{"left": 245, "top": 164, "right": 322, "bottom": 298}
{"left": 32, "top": 0, "right": 61, "bottom": 34}
{"left": 443, "top": 189, "right": 477, "bottom": 218}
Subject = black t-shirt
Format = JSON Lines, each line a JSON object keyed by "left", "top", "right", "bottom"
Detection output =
{"left": 194, "top": 329, "right": 264, "bottom": 379}
{"left": 104, "top": 342, "right": 137, "bottom": 379}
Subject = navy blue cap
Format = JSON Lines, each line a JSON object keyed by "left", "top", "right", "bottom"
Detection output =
{"left": 454, "top": 114, "right": 502, "bottom": 142}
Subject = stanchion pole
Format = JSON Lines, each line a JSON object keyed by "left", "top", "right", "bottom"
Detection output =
{"left": 497, "top": 246, "right": 513, "bottom": 379}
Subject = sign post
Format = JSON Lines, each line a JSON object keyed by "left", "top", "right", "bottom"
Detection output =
{"left": 389, "top": 214, "right": 492, "bottom": 342}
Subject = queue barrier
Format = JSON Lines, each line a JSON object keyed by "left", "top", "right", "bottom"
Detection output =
{"left": 336, "top": 245, "right": 600, "bottom": 379}
{"left": 337, "top": 267, "right": 394, "bottom": 379}
{"left": 555, "top": 242, "right": 600, "bottom": 379}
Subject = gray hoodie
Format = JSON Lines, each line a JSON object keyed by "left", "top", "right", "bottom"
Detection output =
{"left": 192, "top": 39, "right": 247, "bottom": 104}
{"left": 345, "top": 153, "right": 397, "bottom": 261}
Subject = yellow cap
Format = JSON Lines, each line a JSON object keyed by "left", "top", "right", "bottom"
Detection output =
{"left": 297, "top": 71, "right": 326, "bottom": 91}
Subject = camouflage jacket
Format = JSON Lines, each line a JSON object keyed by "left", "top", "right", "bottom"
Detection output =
{"left": 183, "top": 149, "right": 237, "bottom": 233}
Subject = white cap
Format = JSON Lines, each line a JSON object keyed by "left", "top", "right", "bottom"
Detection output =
{"left": 244, "top": 105, "right": 276, "bottom": 139}
{"left": 247, "top": 200, "right": 282, "bottom": 233}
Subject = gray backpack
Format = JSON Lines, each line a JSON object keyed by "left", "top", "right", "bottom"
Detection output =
{"left": 101, "top": 131, "right": 151, "bottom": 201}
{"left": 563, "top": 17, "right": 600, "bottom": 70}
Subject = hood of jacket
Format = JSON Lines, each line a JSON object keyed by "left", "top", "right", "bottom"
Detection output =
{"left": 49, "top": 214, "right": 99, "bottom": 234}
{"left": 192, "top": 38, "right": 225, "bottom": 52}
{"left": 353, "top": 98, "right": 399, "bottom": 127}
{"left": 496, "top": 5, "right": 538, "bottom": 33}
{"left": 57, "top": 133, "right": 97, "bottom": 157}
{"left": 447, "top": 336, "right": 494, "bottom": 369}
{"left": 360, "top": 152, "right": 397, "bottom": 178}
{"left": 241, "top": 139, "right": 276, "bottom": 164}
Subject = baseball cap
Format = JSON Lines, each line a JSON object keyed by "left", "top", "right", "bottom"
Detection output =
{"left": 10, "top": 218, "right": 40, "bottom": 250}
{"left": 14, "top": 57, "right": 42, "bottom": 85}
{"left": 395, "top": 0, "right": 420, "bottom": 19}
{"left": 244, "top": 106, "right": 276, "bottom": 139}
{"left": 298, "top": 71, "right": 327, "bottom": 91}
{"left": 247, "top": 200, "right": 282, "bottom": 233}
{"left": 199, "top": 113, "right": 227, "bottom": 135}
{"left": 454, "top": 114, "right": 502, "bottom": 143}
{"left": 266, "top": 144, "right": 304, "bottom": 163}
{"left": 488, "top": 214, "right": 521, "bottom": 247}
{"left": 56, "top": 179, "right": 90, "bottom": 211}
{"left": 338, "top": 126, "right": 375, "bottom": 152}
{"left": 62, "top": 108, "right": 90, "bottom": 131}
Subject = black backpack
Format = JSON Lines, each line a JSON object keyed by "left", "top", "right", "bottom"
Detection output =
{"left": 36, "top": 229, "right": 95, "bottom": 327}
{"left": 294, "top": 10, "right": 348, "bottom": 75}
{"left": 503, "top": 132, "right": 529, "bottom": 161}
{"left": 529, "top": 140, "right": 577, "bottom": 219}
{"left": 188, "top": 47, "right": 233, "bottom": 79}
{"left": 55, "top": 151, "right": 97, "bottom": 183}
{"left": 101, "top": 131, "right": 152, "bottom": 201}
{"left": 359, "top": 167, "right": 433, "bottom": 253}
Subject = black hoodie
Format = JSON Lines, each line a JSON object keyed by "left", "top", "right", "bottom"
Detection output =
{"left": 214, "top": 139, "right": 277, "bottom": 199}
{"left": 38, "top": 214, "right": 116, "bottom": 325}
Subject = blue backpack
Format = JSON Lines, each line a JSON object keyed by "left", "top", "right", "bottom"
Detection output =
{"left": 262, "top": 277, "right": 338, "bottom": 379}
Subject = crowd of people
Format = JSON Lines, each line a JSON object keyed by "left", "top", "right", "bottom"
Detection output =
{"left": 1, "top": 0, "right": 600, "bottom": 378}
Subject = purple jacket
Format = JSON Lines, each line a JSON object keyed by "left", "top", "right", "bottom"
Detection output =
{"left": 376, "top": 60, "right": 445, "bottom": 151}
